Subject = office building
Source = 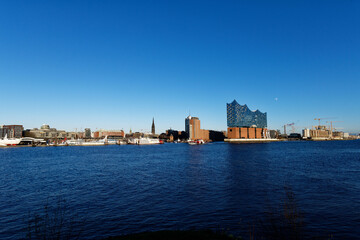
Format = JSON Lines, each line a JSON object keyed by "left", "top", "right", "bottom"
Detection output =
{"left": 185, "top": 115, "right": 210, "bottom": 140}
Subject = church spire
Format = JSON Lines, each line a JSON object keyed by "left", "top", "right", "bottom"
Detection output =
{"left": 151, "top": 117, "right": 155, "bottom": 134}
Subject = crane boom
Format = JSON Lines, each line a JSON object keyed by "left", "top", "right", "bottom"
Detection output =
{"left": 314, "top": 117, "right": 335, "bottom": 128}
{"left": 283, "top": 122, "right": 295, "bottom": 135}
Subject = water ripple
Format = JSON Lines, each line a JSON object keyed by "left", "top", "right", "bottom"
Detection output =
{"left": 0, "top": 141, "right": 359, "bottom": 239}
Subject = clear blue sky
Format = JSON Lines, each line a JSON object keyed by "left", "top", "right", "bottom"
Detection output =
{"left": 1, "top": 0, "right": 359, "bottom": 133}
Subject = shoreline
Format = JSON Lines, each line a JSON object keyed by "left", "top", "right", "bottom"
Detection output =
{"left": 0, "top": 138, "right": 357, "bottom": 148}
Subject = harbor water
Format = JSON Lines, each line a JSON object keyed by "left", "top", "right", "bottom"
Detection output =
{"left": 0, "top": 141, "right": 359, "bottom": 239}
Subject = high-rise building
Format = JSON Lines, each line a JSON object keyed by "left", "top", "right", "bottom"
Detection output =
{"left": 151, "top": 118, "right": 155, "bottom": 134}
{"left": 185, "top": 115, "right": 197, "bottom": 140}
{"left": 184, "top": 116, "right": 225, "bottom": 141}
{"left": 227, "top": 100, "right": 267, "bottom": 128}
{"left": 185, "top": 115, "right": 209, "bottom": 140}
{"left": 0, "top": 125, "right": 24, "bottom": 138}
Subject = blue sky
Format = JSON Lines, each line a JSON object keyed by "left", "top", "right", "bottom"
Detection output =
{"left": 1, "top": 0, "right": 359, "bottom": 133}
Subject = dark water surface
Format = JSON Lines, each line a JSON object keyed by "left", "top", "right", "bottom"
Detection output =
{"left": 1, "top": 141, "right": 359, "bottom": 239}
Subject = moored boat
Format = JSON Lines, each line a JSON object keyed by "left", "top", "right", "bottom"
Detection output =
{"left": 128, "top": 137, "right": 163, "bottom": 145}
{"left": 0, "top": 135, "right": 21, "bottom": 146}
{"left": 188, "top": 139, "right": 205, "bottom": 145}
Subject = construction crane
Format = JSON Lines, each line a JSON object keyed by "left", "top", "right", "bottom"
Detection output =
{"left": 283, "top": 123, "right": 294, "bottom": 135}
{"left": 326, "top": 120, "right": 343, "bottom": 130}
{"left": 314, "top": 117, "right": 335, "bottom": 129}
{"left": 326, "top": 121, "right": 343, "bottom": 138}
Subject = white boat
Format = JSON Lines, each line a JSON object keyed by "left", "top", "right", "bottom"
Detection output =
{"left": 65, "top": 139, "right": 105, "bottom": 146}
{"left": 139, "top": 137, "right": 163, "bottom": 145}
{"left": 118, "top": 140, "right": 127, "bottom": 145}
{"left": 65, "top": 139, "right": 83, "bottom": 146}
{"left": 0, "top": 135, "right": 21, "bottom": 146}
{"left": 188, "top": 139, "right": 205, "bottom": 145}
{"left": 107, "top": 139, "right": 117, "bottom": 145}
{"left": 81, "top": 141, "right": 105, "bottom": 146}
{"left": 65, "top": 136, "right": 108, "bottom": 146}
{"left": 128, "top": 137, "right": 163, "bottom": 145}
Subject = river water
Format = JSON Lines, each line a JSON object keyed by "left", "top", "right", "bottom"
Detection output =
{"left": 0, "top": 141, "right": 359, "bottom": 239}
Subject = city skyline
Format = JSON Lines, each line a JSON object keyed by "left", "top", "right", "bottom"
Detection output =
{"left": 1, "top": 1, "right": 360, "bottom": 133}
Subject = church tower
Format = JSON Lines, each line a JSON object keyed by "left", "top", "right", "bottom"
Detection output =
{"left": 151, "top": 118, "right": 155, "bottom": 134}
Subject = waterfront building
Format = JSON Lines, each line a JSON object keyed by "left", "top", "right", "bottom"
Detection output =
{"left": 93, "top": 129, "right": 125, "bottom": 139}
{"left": 227, "top": 127, "right": 268, "bottom": 139}
{"left": 23, "top": 124, "right": 77, "bottom": 139}
{"left": 209, "top": 130, "right": 226, "bottom": 142}
{"left": 185, "top": 116, "right": 191, "bottom": 137}
{"left": 226, "top": 100, "right": 268, "bottom": 140}
{"left": 185, "top": 115, "right": 206, "bottom": 140}
{"left": 125, "top": 131, "right": 143, "bottom": 139}
{"left": 332, "top": 131, "right": 344, "bottom": 139}
{"left": 84, "top": 128, "right": 92, "bottom": 138}
{"left": 303, "top": 126, "right": 340, "bottom": 140}
{"left": 166, "top": 129, "right": 179, "bottom": 140}
{"left": 309, "top": 126, "right": 331, "bottom": 140}
{"left": 185, "top": 115, "right": 200, "bottom": 140}
{"left": 0, "top": 125, "right": 24, "bottom": 138}
{"left": 151, "top": 118, "right": 155, "bottom": 135}
{"left": 303, "top": 128, "right": 311, "bottom": 139}
{"left": 270, "top": 130, "right": 280, "bottom": 139}
{"left": 227, "top": 100, "right": 267, "bottom": 128}
{"left": 159, "top": 132, "right": 170, "bottom": 141}
{"left": 76, "top": 132, "right": 85, "bottom": 139}
{"left": 185, "top": 116, "right": 196, "bottom": 139}
{"left": 163, "top": 129, "right": 188, "bottom": 141}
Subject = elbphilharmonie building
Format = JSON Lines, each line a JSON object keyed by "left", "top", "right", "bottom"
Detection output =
{"left": 227, "top": 100, "right": 267, "bottom": 128}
